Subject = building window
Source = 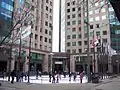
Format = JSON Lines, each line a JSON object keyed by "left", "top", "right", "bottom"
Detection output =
{"left": 84, "top": 41, "right": 88, "bottom": 45}
{"left": 50, "top": 8, "right": 52, "bottom": 13}
{"left": 49, "top": 39, "right": 51, "bottom": 43}
{"left": 46, "top": 13, "right": 48, "bottom": 18}
{"left": 102, "top": 38, "right": 107, "bottom": 43}
{"left": 72, "top": 49, "right": 76, "bottom": 53}
{"left": 67, "top": 42, "right": 71, "bottom": 46}
{"left": 72, "top": 8, "right": 75, "bottom": 11}
{"left": 35, "top": 43, "right": 37, "bottom": 48}
{"left": 89, "top": 11, "right": 93, "bottom": 15}
{"left": 78, "top": 20, "right": 81, "bottom": 24}
{"left": 40, "top": 44, "right": 42, "bottom": 49}
{"left": 45, "top": 21, "right": 48, "bottom": 26}
{"left": 50, "top": 1, "right": 52, "bottom": 6}
{"left": 45, "top": 37, "right": 47, "bottom": 42}
{"left": 46, "top": 6, "right": 48, "bottom": 11}
{"left": 78, "top": 7, "right": 81, "bottom": 11}
{"left": 78, "top": 13, "right": 81, "bottom": 17}
{"left": 89, "top": 18, "right": 93, "bottom": 22}
{"left": 95, "top": 2, "right": 99, "bottom": 6}
{"left": 90, "top": 25, "right": 93, "bottom": 29}
{"left": 90, "top": 32, "right": 93, "bottom": 37}
{"left": 45, "top": 29, "right": 48, "bottom": 34}
{"left": 95, "top": 9, "right": 99, "bottom": 14}
{"left": 67, "top": 49, "right": 70, "bottom": 53}
{"left": 72, "top": 1, "right": 75, "bottom": 5}
{"left": 78, "top": 41, "right": 81, "bottom": 46}
{"left": 67, "top": 9, "right": 70, "bottom": 13}
{"left": 78, "top": 49, "right": 82, "bottom": 53}
{"left": 96, "top": 24, "right": 100, "bottom": 28}
{"left": 101, "top": 8, "right": 106, "bottom": 12}
{"left": 72, "top": 42, "right": 76, "bottom": 46}
{"left": 67, "top": 22, "right": 70, "bottom": 26}
{"left": 67, "top": 15, "right": 70, "bottom": 19}
{"left": 67, "top": 35, "right": 70, "bottom": 39}
{"left": 90, "top": 48, "right": 94, "bottom": 52}
{"left": 67, "top": 2, "right": 70, "bottom": 6}
{"left": 49, "top": 31, "right": 52, "bottom": 35}
{"left": 40, "top": 36, "right": 43, "bottom": 41}
{"left": 102, "top": 15, "right": 106, "bottom": 20}
{"left": 79, "top": 27, "right": 81, "bottom": 31}
{"left": 72, "top": 14, "right": 76, "bottom": 18}
{"left": 78, "top": 34, "right": 81, "bottom": 38}
{"left": 72, "top": 28, "right": 76, "bottom": 32}
{"left": 95, "top": 16, "right": 100, "bottom": 21}
{"left": 35, "top": 34, "right": 38, "bottom": 40}
{"left": 46, "top": 0, "right": 48, "bottom": 3}
{"left": 96, "top": 31, "right": 100, "bottom": 36}
{"left": 72, "top": 20, "right": 76, "bottom": 25}
{"left": 103, "top": 31, "right": 107, "bottom": 35}
{"left": 72, "top": 35, "right": 76, "bottom": 39}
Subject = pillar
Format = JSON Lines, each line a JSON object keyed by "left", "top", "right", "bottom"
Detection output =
{"left": 108, "top": 56, "right": 113, "bottom": 73}
{"left": 70, "top": 55, "right": 75, "bottom": 72}
{"left": 24, "top": 50, "right": 29, "bottom": 73}
{"left": 42, "top": 54, "right": 48, "bottom": 72}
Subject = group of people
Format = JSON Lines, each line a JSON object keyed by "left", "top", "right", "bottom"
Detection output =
{"left": 48, "top": 71, "right": 85, "bottom": 83}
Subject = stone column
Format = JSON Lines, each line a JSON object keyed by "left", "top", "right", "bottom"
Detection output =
{"left": 24, "top": 50, "right": 29, "bottom": 72}
{"left": 70, "top": 55, "right": 75, "bottom": 72}
{"left": 42, "top": 54, "right": 48, "bottom": 72}
{"left": 11, "top": 57, "right": 15, "bottom": 71}
{"left": 108, "top": 56, "right": 112, "bottom": 73}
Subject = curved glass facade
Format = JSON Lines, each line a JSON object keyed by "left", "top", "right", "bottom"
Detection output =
{"left": 109, "top": 6, "right": 120, "bottom": 51}
{"left": 0, "top": 0, "right": 14, "bottom": 40}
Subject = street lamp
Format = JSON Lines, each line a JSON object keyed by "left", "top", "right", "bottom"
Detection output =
{"left": 50, "top": 53, "right": 54, "bottom": 73}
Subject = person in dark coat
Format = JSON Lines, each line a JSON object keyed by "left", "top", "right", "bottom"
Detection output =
{"left": 52, "top": 73, "right": 55, "bottom": 83}
{"left": 11, "top": 70, "right": 16, "bottom": 84}
{"left": 49, "top": 72, "right": 52, "bottom": 82}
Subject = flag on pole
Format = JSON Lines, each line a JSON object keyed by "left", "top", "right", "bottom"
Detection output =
{"left": 92, "top": 36, "right": 99, "bottom": 48}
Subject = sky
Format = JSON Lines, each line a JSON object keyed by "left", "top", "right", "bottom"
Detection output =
{"left": 52, "top": 0, "right": 59, "bottom": 52}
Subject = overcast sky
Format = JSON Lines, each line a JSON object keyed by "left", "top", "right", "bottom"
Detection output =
{"left": 52, "top": 0, "right": 59, "bottom": 52}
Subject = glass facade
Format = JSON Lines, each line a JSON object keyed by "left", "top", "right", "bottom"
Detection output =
{"left": 109, "top": 6, "right": 120, "bottom": 51}
{"left": 0, "top": 0, "right": 14, "bottom": 41}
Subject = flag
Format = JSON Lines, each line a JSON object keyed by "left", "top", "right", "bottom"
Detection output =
{"left": 92, "top": 36, "right": 99, "bottom": 48}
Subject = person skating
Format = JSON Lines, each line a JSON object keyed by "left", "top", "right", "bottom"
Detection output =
{"left": 11, "top": 70, "right": 16, "bottom": 84}
{"left": 80, "top": 71, "right": 84, "bottom": 83}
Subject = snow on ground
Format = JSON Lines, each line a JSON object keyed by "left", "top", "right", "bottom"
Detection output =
{"left": 0, "top": 75, "right": 88, "bottom": 84}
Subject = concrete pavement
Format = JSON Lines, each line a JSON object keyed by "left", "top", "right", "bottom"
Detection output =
{"left": 0, "top": 77, "right": 120, "bottom": 90}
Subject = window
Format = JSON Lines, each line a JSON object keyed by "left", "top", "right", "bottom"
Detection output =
{"left": 72, "top": 20, "right": 76, "bottom": 25}
{"left": 50, "top": 1, "right": 52, "bottom": 6}
{"left": 49, "top": 31, "right": 52, "bottom": 35}
{"left": 72, "top": 28, "right": 76, "bottom": 32}
{"left": 78, "top": 49, "right": 82, "bottom": 53}
{"left": 79, "top": 27, "right": 81, "bottom": 31}
{"left": 35, "top": 34, "right": 38, "bottom": 40}
{"left": 90, "top": 32, "right": 93, "bottom": 37}
{"left": 96, "top": 31, "right": 100, "bottom": 36}
{"left": 72, "top": 14, "right": 76, "bottom": 18}
{"left": 46, "top": 6, "right": 48, "bottom": 11}
{"left": 78, "top": 41, "right": 81, "bottom": 46}
{"left": 103, "top": 31, "right": 107, "bottom": 35}
{"left": 78, "top": 7, "right": 81, "bottom": 11}
{"left": 78, "top": 34, "right": 81, "bottom": 38}
{"left": 90, "top": 48, "right": 94, "bottom": 52}
{"left": 72, "top": 35, "right": 76, "bottom": 39}
{"left": 95, "top": 2, "right": 99, "bottom": 6}
{"left": 72, "top": 49, "right": 76, "bottom": 53}
{"left": 67, "top": 2, "right": 70, "bottom": 6}
{"left": 78, "top": 20, "right": 81, "bottom": 24}
{"left": 67, "top": 22, "right": 70, "bottom": 26}
{"left": 46, "top": 0, "right": 48, "bottom": 3}
{"left": 72, "top": 1, "right": 75, "bottom": 5}
{"left": 89, "top": 18, "right": 93, "bottom": 22}
{"left": 72, "top": 8, "right": 75, "bottom": 11}
{"left": 78, "top": 13, "right": 81, "bottom": 17}
{"left": 102, "top": 15, "right": 106, "bottom": 20}
{"left": 102, "top": 38, "right": 107, "bottom": 43}
{"left": 96, "top": 24, "right": 99, "bottom": 28}
{"left": 67, "top": 42, "right": 71, "bottom": 46}
{"left": 67, "top": 35, "right": 70, "bottom": 39}
{"left": 67, "top": 15, "right": 70, "bottom": 19}
{"left": 89, "top": 11, "right": 93, "bottom": 15}
{"left": 35, "top": 43, "right": 37, "bottom": 48}
{"left": 90, "top": 25, "right": 93, "bottom": 29}
{"left": 84, "top": 41, "right": 88, "bottom": 45}
{"left": 40, "top": 36, "right": 43, "bottom": 41}
{"left": 50, "top": 16, "right": 52, "bottom": 20}
{"left": 49, "top": 39, "right": 51, "bottom": 43}
{"left": 40, "top": 44, "right": 42, "bottom": 49}
{"left": 45, "top": 21, "right": 48, "bottom": 26}
{"left": 45, "top": 29, "right": 48, "bottom": 34}
{"left": 67, "top": 49, "right": 70, "bottom": 53}
{"left": 45, "top": 37, "right": 47, "bottom": 42}
{"left": 95, "top": 17, "right": 100, "bottom": 21}
{"left": 101, "top": 8, "right": 106, "bottom": 12}
{"left": 95, "top": 9, "right": 99, "bottom": 14}
{"left": 46, "top": 13, "right": 48, "bottom": 18}
{"left": 50, "top": 8, "right": 52, "bottom": 13}
{"left": 72, "top": 42, "right": 76, "bottom": 46}
{"left": 67, "top": 9, "right": 70, "bottom": 13}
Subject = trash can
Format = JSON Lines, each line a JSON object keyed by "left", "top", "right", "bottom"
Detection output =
{"left": 92, "top": 73, "right": 99, "bottom": 83}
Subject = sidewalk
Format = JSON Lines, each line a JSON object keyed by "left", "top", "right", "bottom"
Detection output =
{"left": 0, "top": 77, "right": 120, "bottom": 90}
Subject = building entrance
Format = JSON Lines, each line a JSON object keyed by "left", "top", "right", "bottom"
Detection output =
{"left": 54, "top": 64, "right": 63, "bottom": 73}
{"left": 0, "top": 61, "right": 7, "bottom": 71}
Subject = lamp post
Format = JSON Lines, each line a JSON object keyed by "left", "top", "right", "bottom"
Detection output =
{"left": 50, "top": 53, "right": 54, "bottom": 73}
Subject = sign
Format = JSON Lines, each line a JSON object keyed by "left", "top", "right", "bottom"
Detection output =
{"left": 55, "top": 61, "right": 63, "bottom": 64}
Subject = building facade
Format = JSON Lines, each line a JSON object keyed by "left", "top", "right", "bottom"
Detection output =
{"left": 65, "top": 0, "right": 120, "bottom": 73}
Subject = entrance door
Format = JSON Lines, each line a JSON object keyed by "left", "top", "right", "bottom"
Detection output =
{"left": 0, "top": 61, "right": 7, "bottom": 71}
{"left": 54, "top": 64, "right": 63, "bottom": 73}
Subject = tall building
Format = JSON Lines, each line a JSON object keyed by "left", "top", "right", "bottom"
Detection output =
{"left": 0, "top": 0, "right": 14, "bottom": 71}
{"left": 0, "top": 0, "right": 53, "bottom": 73}
{"left": 65, "top": 0, "right": 120, "bottom": 73}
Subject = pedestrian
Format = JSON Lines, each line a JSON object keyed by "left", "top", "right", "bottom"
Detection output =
{"left": 56, "top": 73, "right": 59, "bottom": 83}
{"left": 73, "top": 72, "right": 77, "bottom": 81}
{"left": 52, "top": 73, "right": 55, "bottom": 83}
{"left": 36, "top": 70, "right": 39, "bottom": 79}
{"left": 20, "top": 71, "right": 24, "bottom": 82}
{"left": 11, "top": 70, "right": 16, "bottom": 84}
{"left": 69, "top": 72, "right": 72, "bottom": 82}
{"left": 49, "top": 72, "right": 52, "bottom": 82}
{"left": 80, "top": 71, "right": 84, "bottom": 83}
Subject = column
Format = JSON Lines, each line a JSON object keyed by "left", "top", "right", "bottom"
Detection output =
{"left": 70, "top": 55, "right": 75, "bottom": 72}
{"left": 42, "top": 54, "right": 48, "bottom": 72}
{"left": 11, "top": 57, "right": 15, "bottom": 71}
{"left": 24, "top": 50, "right": 29, "bottom": 73}
{"left": 108, "top": 56, "right": 113, "bottom": 73}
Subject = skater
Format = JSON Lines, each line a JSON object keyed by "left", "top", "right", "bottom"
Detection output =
{"left": 73, "top": 72, "right": 77, "bottom": 81}
{"left": 69, "top": 72, "right": 72, "bottom": 82}
{"left": 80, "top": 71, "right": 84, "bottom": 83}
{"left": 11, "top": 70, "right": 16, "bottom": 84}
{"left": 49, "top": 72, "right": 52, "bottom": 82}
{"left": 52, "top": 73, "right": 55, "bottom": 83}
